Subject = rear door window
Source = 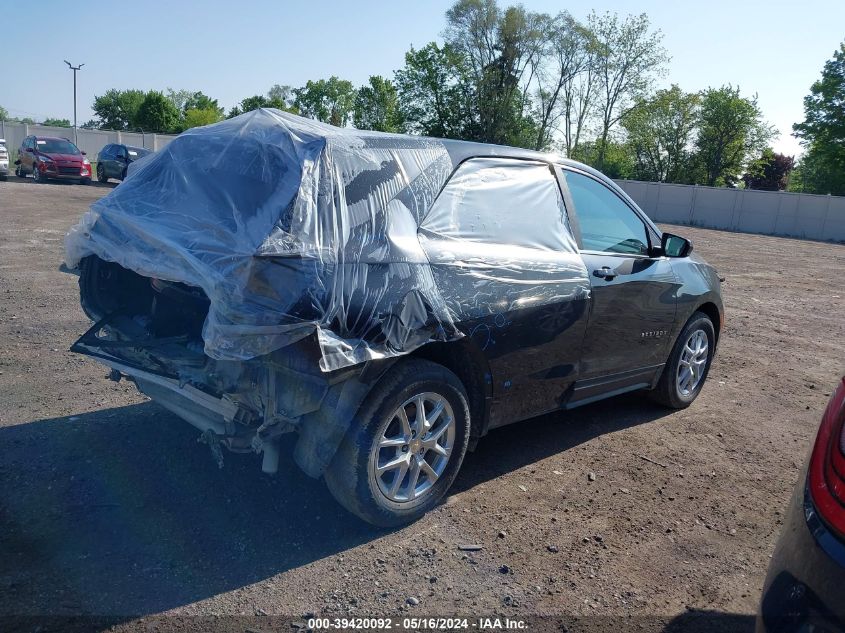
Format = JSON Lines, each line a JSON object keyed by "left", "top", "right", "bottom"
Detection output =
{"left": 422, "top": 157, "right": 576, "bottom": 253}
{"left": 562, "top": 170, "right": 649, "bottom": 256}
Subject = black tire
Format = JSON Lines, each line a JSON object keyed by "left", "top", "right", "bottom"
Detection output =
{"left": 97, "top": 164, "right": 107, "bottom": 183}
{"left": 31, "top": 165, "right": 43, "bottom": 183}
{"left": 16, "top": 164, "right": 26, "bottom": 178}
{"left": 325, "top": 359, "right": 471, "bottom": 527}
{"left": 648, "top": 311, "right": 716, "bottom": 409}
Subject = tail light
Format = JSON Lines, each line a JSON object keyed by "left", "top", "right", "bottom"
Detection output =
{"left": 808, "top": 377, "right": 845, "bottom": 538}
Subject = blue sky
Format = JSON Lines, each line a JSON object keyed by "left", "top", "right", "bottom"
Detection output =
{"left": 3, "top": 0, "right": 843, "bottom": 156}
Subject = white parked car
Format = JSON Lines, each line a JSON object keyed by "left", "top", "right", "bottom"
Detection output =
{"left": 0, "top": 139, "right": 9, "bottom": 180}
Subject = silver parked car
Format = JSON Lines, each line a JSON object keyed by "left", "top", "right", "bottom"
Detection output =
{"left": 0, "top": 139, "right": 9, "bottom": 180}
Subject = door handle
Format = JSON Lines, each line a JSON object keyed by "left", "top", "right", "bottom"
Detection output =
{"left": 592, "top": 266, "right": 617, "bottom": 281}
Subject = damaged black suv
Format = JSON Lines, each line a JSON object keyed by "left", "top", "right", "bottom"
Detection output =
{"left": 66, "top": 109, "right": 723, "bottom": 526}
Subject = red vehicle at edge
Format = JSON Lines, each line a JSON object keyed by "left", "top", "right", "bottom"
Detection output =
{"left": 15, "top": 135, "right": 92, "bottom": 184}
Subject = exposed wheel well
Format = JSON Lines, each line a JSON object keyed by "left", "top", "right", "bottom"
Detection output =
{"left": 695, "top": 301, "right": 721, "bottom": 342}
{"left": 409, "top": 339, "right": 492, "bottom": 438}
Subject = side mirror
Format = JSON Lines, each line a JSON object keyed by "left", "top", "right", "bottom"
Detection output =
{"left": 25, "top": 147, "right": 34, "bottom": 153}
{"left": 81, "top": 151, "right": 87, "bottom": 156}
{"left": 661, "top": 232, "right": 693, "bottom": 258}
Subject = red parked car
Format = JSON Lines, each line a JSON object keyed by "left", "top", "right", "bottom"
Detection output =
{"left": 15, "top": 135, "right": 92, "bottom": 184}
{"left": 758, "top": 376, "right": 845, "bottom": 632}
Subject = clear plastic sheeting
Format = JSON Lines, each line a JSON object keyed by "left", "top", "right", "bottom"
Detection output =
{"left": 66, "top": 109, "right": 589, "bottom": 372}
{"left": 419, "top": 158, "right": 589, "bottom": 320}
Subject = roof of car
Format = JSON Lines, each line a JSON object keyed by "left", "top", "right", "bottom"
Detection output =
{"left": 436, "top": 137, "right": 612, "bottom": 183}
{"left": 32, "top": 135, "right": 72, "bottom": 141}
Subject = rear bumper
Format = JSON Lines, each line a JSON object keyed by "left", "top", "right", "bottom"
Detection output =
{"left": 80, "top": 349, "right": 284, "bottom": 473}
{"left": 757, "top": 479, "right": 845, "bottom": 632}
{"left": 69, "top": 309, "right": 350, "bottom": 476}
{"left": 96, "top": 355, "right": 239, "bottom": 436}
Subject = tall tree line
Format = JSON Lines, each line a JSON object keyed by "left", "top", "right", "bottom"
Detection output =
{"left": 57, "top": 2, "right": 843, "bottom": 194}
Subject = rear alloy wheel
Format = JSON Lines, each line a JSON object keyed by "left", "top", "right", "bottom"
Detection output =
{"left": 371, "top": 392, "right": 456, "bottom": 504}
{"left": 325, "top": 359, "right": 470, "bottom": 527}
{"left": 97, "top": 163, "right": 107, "bottom": 183}
{"left": 649, "top": 311, "right": 715, "bottom": 409}
{"left": 16, "top": 165, "right": 25, "bottom": 178}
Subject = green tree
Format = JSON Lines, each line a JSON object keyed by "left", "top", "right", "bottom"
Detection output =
{"left": 183, "top": 108, "right": 223, "bottom": 130}
{"left": 530, "top": 12, "right": 595, "bottom": 153}
{"left": 135, "top": 91, "right": 181, "bottom": 133}
{"left": 395, "top": 42, "right": 476, "bottom": 139}
{"left": 742, "top": 148, "right": 795, "bottom": 191}
{"left": 693, "top": 85, "right": 774, "bottom": 186}
{"left": 92, "top": 89, "right": 145, "bottom": 130}
{"left": 571, "top": 139, "right": 634, "bottom": 179}
{"left": 621, "top": 85, "right": 699, "bottom": 182}
{"left": 165, "top": 88, "right": 194, "bottom": 114}
{"left": 353, "top": 75, "right": 402, "bottom": 132}
{"left": 267, "top": 84, "right": 298, "bottom": 111}
{"left": 293, "top": 77, "right": 357, "bottom": 127}
{"left": 0, "top": 105, "right": 8, "bottom": 120}
{"left": 792, "top": 42, "right": 845, "bottom": 195}
{"left": 238, "top": 95, "right": 270, "bottom": 114}
{"left": 42, "top": 118, "right": 71, "bottom": 127}
{"left": 589, "top": 11, "right": 669, "bottom": 170}
{"left": 444, "top": 0, "right": 546, "bottom": 146}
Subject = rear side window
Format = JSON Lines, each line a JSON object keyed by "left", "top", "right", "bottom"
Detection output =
{"left": 563, "top": 170, "right": 649, "bottom": 255}
{"left": 422, "top": 158, "right": 574, "bottom": 252}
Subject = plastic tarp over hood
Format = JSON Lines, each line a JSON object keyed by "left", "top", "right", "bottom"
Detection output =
{"left": 66, "top": 109, "right": 589, "bottom": 371}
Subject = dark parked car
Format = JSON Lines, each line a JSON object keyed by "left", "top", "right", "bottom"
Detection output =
{"left": 15, "top": 135, "right": 92, "bottom": 184}
{"left": 96, "top": 143, "right": 152, "bottom": 183}
{"left": 64, "top": 109, "right": 723, "bottom": 526}
{"left": 757, "top": 376, "right": 845, "bottom": 633}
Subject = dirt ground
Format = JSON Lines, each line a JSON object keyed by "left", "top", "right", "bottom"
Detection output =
{"left": 1, "top": 176, "right": 844, "bottom": 632}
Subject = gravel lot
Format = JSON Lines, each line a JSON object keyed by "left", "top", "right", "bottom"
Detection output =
{"left": 1, "top": 177, "right": 844, "bottom": 632}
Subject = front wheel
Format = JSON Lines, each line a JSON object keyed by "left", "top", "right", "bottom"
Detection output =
{"left": 31, "top": 165, "right": 43, "bottom": 183}
{"left": 649, "top": 311, "right": 716, "bottom": 409}
{"left": 325, "top": 359, "right": 471, "bottom": 527}
{"left": 97, "top": 164, "right": 107, "bottom": 183}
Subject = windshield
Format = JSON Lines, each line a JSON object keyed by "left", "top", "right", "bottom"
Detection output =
{"left": 36, "top": 139, "right": 81, "bottom": 155}
{"left": 125, "top": 146, "right": 152, "bottom": 160}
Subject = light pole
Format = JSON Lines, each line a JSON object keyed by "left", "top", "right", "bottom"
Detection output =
{"left": 64, "top": 60, "right": 84, "bottom": 144}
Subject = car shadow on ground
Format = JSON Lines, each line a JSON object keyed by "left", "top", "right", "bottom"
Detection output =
{"left": 454, "top": 392, "right": 672, "bottom": 494}
{"left": 6, "top": 174, "right": 117, "bottom": 188}
{"left": 663, "top": 609, "right": 755, "bottom": 632}
{"left": 0, "top": 393, "right": 673, "bottom": 619}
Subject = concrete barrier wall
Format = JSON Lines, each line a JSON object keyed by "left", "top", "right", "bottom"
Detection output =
{"left": 0, "top": 121, "right": 176, "bottom": 162}
{"left": 3, "top": 122, "right": 843, "bottom": 243}
{"left": 616, "top": 180, "right": 845, "bottom": 242}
